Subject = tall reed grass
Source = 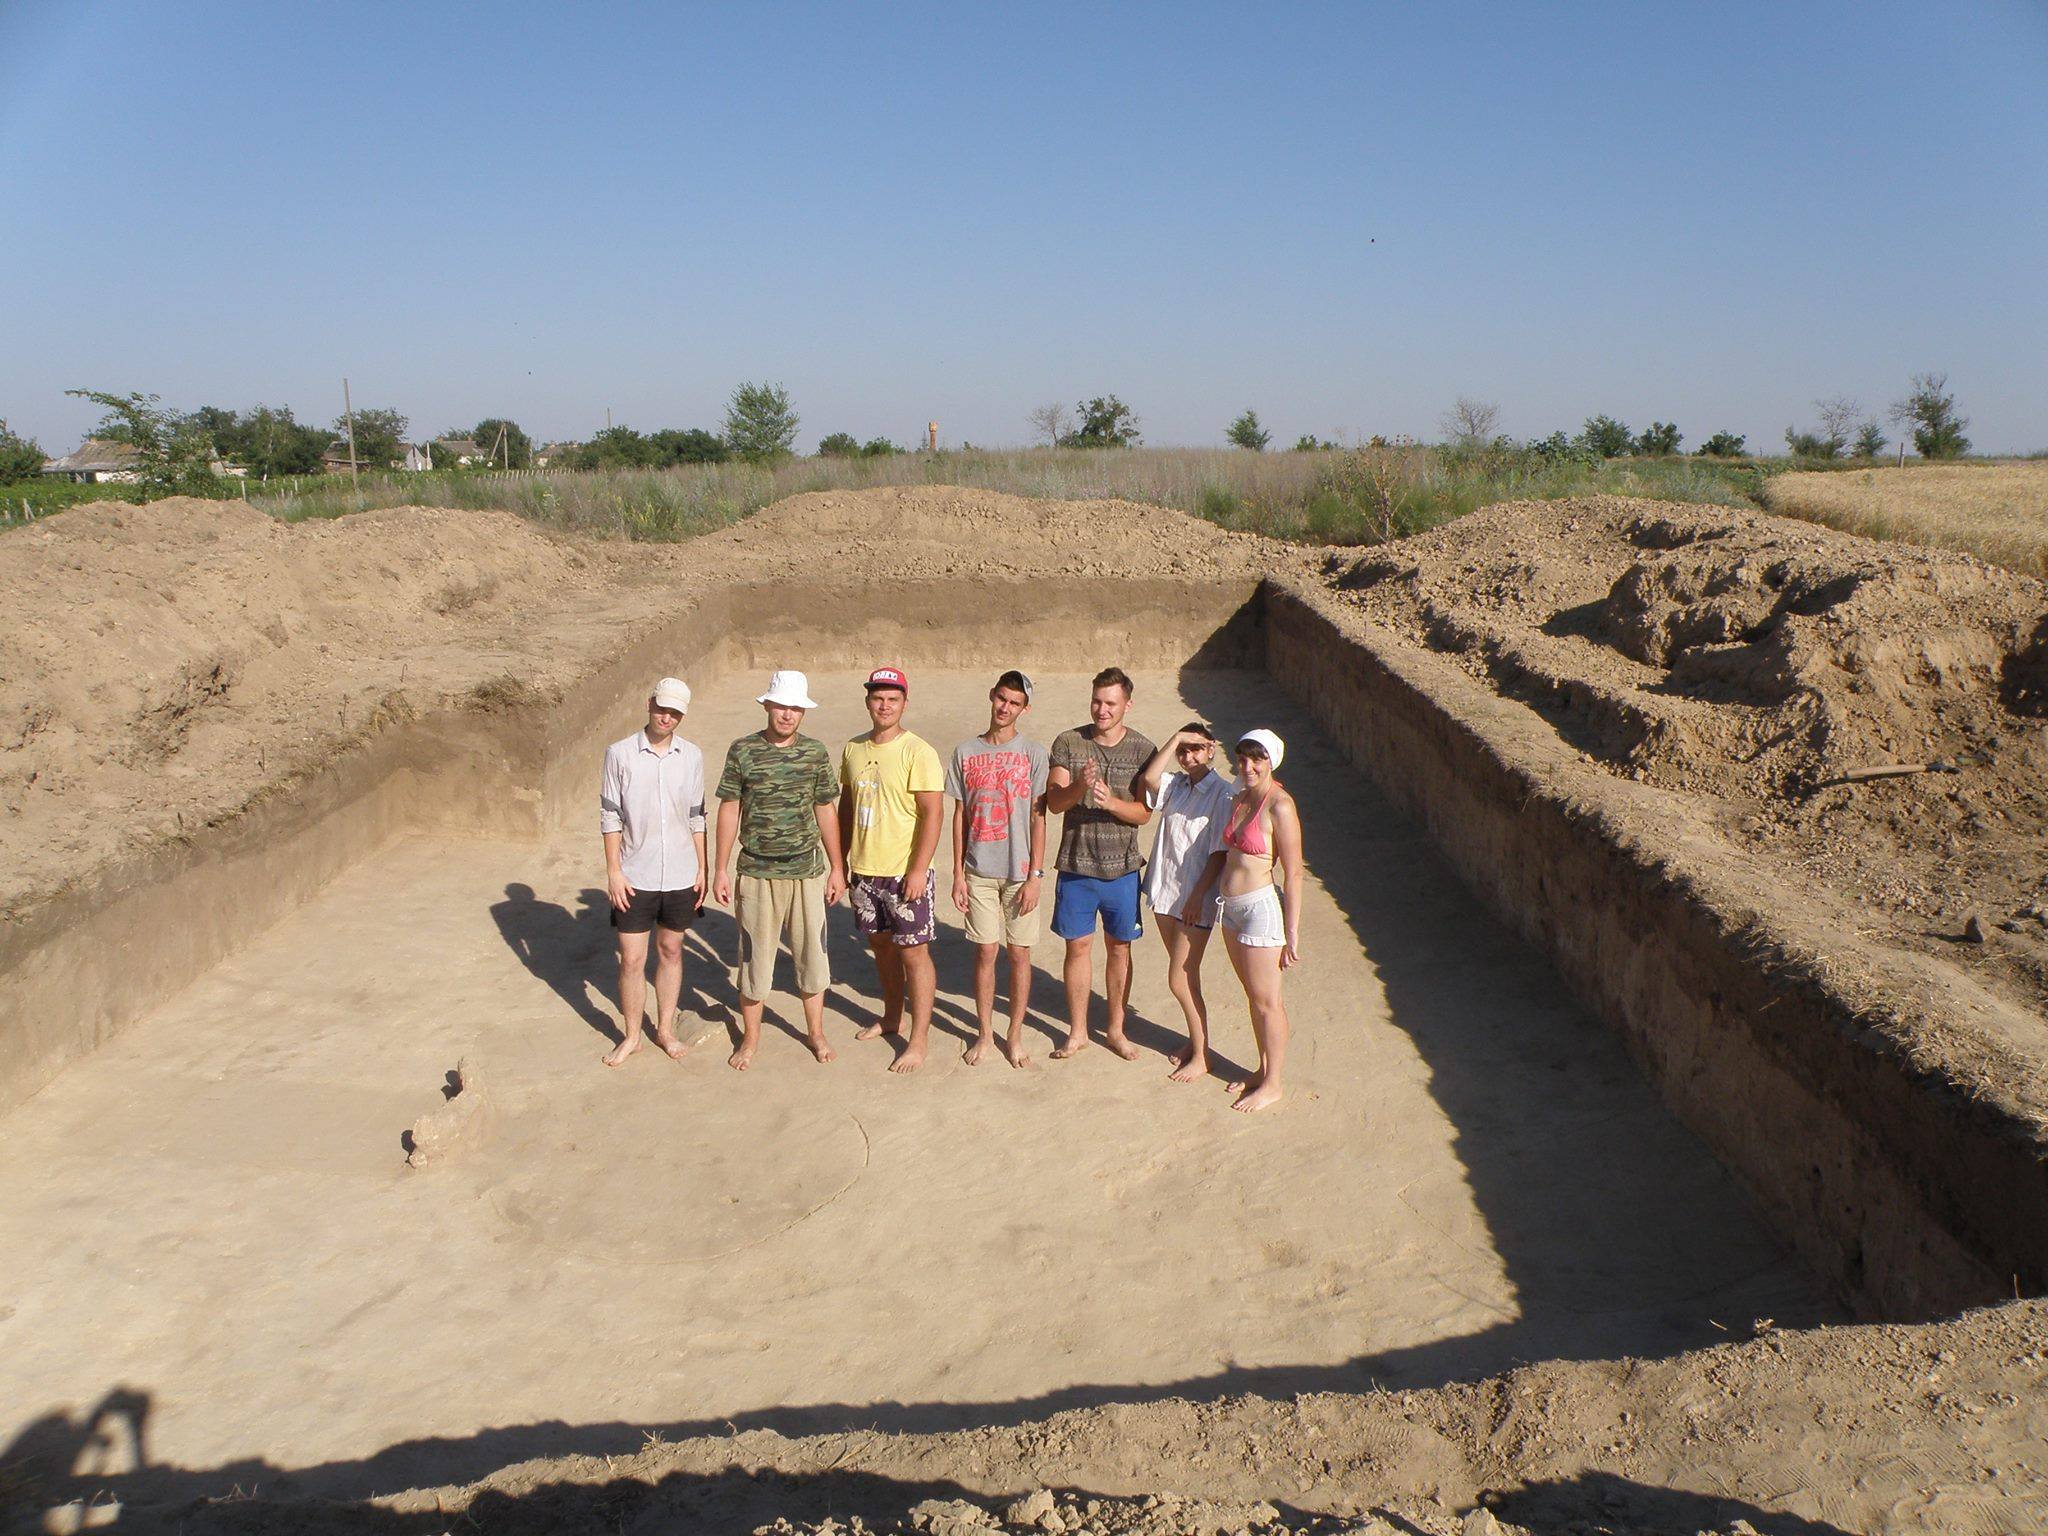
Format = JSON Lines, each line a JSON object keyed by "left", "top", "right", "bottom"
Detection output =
{"left": 241, "top": 448, "right": 1771, "bottom": 546}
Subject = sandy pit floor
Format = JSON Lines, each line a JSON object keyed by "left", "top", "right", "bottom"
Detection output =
{"left": 0, "top": 667, "right": 1829, "bottom": 1498}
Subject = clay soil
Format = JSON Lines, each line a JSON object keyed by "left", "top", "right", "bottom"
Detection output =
{"left": 6, "top": 488, "right": 2048, "bottom": 1534}
{"left": 1332, "top": 496, "right": 2048, "bottom": 1047}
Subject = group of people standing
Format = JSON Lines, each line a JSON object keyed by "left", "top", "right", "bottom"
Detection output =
{"left": 594, "top": 665, "right": 1304, "bottom": 1112}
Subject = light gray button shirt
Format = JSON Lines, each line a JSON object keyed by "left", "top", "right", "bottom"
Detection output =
{"left": 599, "top": 730, "right": 707, "bottom": 891}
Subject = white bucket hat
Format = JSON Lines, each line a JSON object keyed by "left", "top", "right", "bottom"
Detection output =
{"left": 652, "top": 676, "right": 691, "bottom": 713}
{"left": 1235, "top": 728, "right": 1286, "bottom": 769}
{"left": 757, "top": 669, "right": 818, "bottom": 710}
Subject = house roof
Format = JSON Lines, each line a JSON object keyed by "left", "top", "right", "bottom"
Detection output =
{"left": 45, "top": 438, "right": 144, "bottom": 474}
{"left": 435, "top": 437, "right": 484, "bottom": 457}
{"left": 536, "top": 441, "right": 579, "bottom": 456}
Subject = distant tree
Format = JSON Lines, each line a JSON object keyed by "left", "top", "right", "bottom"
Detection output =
{"left": 1893, "top": 372, "right": 1970, "bottom": 460}
{"left": 232, "top": 405, "right": 327, "bottom": 476}
{"left": 723, "top": 380, "right": 799, "bottom": 463}
{"left": 1698, "top": 430, "right": 1748, "bottom": 458}
{"left": 1292, "top": 434, "right": 1338, "bottom": 452}
{"left": 572, "top": 425, "right": 658, "bottom": 469}
{"left": 66, "top": 389, "right": 219, "bottom": 492}
{"left": 1063, "top": 395, "right": 1141, "bottom": 449}
{"left": 1226, "top": 409, "right": 1271, "bottom": 451}
{"left": 859, "top": 437, "right": 903, "bottom": 457}
{"left": 648, "top": 427, "right": 727, "bottom": 465}
{"left": 1783, "top": 428, "right": 1834, "bottom": 459}
{"left": 1812, "top": 396, "right": 1861, "bottom": 457}
{"left": 1633, "top": 421, "right": 1683, "bottom": 456}
{"left": 1027, "top": 402, "right": 1071, "bottom": 448}
{"left": 1576, "top": 415, "right": 1632, "bottom": 459}
{"left": 332, "top": 405, "right": 408, "bottom": 469}
{"left": 817, "top": 432, "right": 861, "bottom": 458}
{"left": 472, "top": 418, "right": 532, "bottom": 468}
{"left": 182, "top": 406, "right": 240, "bottom": 449}
{"left": 0, "top": 418, "right": 46, "bottom": 482}
{"left": 1438, "top": 396, "right": 1501, "bottom": 448}
{"left": 1853, "top": 421, "right": 1888, "bottom": 459}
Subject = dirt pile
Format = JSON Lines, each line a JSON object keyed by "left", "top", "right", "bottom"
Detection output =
{"left": 1331, "top": 496, "right": 2048, "bottom": 1013}
{"left": 97, "top": 1301, "right": 2048, "bottom": 1534}
{"left": 0, "top": 488, "right": 1287, "bottom": 920}
{"left": 0, "top": 497, "right": 648, "bottom": 916}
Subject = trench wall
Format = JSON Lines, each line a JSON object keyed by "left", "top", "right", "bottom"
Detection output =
{"left": 1263, "top": 578, "right": 2047, "bottom": 1319}
{"left": 0, "top": 578, "right": 1260, "bottom": 1111}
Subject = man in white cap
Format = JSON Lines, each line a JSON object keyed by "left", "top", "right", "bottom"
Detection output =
{"left": 597, "top": 677, "right": 707, "bottom": 1067}
{"left": 712, "top": 670, "right": 846, "bottom": 1069}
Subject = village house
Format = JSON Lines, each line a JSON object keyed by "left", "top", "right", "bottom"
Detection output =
{"left": 434, "top": 437, "right": 486, "bottom": 467}
{"left": 533, "top": 441, "right": 579, "bottom": 467}
{"left": 42, "top": 438, "right": 144, "bottom": 483}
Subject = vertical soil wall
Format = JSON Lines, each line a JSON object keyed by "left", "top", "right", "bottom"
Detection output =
{"left": 1263, "top": 579, "right": 2046, "bottom": 1319}
{"left": 0, "top": 579, "right": 1260, "bottom": 1111}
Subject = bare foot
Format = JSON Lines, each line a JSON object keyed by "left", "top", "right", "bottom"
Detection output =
{"left": 964, "top": 1036, "right": 992, "bottom": 1066}
{"left": 1168, "top": 1050, "right": 1208, "bottom": 1083}
{"left": 728, "top": 1040, "right": 757, "bottom": 1071}
{"left": 1051, "top": 1033, "right": 1090, "bottom": 1059}
{"left": 855, "top": 1019, "right": 902, "bottom": 1042}
{"left": 1233, "top": 1079, "right": 1284, "bottom": 1113}
{"left": 1104, "top": 1030, "right": 1141, "bottom": 1061}
{"left": 652, "top": 1030, "right": 687, "bottom": 1061}
{"left": 807, "top": 1034, "right": 836, "bottom": 1064}
{"left": 1003, "top": 1036, "right": 1030, "bottom": 1068}
{"left": 601, "top": 1035, "right": 642, "bottom": 1068}
{"left": 889, "top": 1043, "right": 926, "bottom": 1074}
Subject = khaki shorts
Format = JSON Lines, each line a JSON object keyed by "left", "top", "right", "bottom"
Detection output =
{"left": 736, "top": 872, "right": 830, "bottom": 1002}
{"left": 964, "top": 871, "right": 1044, "bottom": 949}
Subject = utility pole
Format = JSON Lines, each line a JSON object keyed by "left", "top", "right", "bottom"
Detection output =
{"left": 342, "top": 377, "right": 360, "bottom": 493}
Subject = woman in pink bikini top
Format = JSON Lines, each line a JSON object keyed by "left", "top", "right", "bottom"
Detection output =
{"left": 1177, "top": 727, "right": 1305, "bottom": 1114}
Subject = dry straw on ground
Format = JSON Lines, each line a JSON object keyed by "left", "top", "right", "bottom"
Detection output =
{"left": 1762, "top": 462, "right": 2048, "bottom": 577}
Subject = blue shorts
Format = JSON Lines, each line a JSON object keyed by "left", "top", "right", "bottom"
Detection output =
{"left": 1052, "top": 871, "right": 1143, "bottom": 943}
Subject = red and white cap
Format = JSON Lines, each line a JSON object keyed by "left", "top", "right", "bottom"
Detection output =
{"left": 864, "top": 666, "right": 909, "bottom": 693}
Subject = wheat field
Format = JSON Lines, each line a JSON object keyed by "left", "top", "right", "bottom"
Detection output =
{"left": 1762, "top": 463, "right": 2048, "bottom": 577}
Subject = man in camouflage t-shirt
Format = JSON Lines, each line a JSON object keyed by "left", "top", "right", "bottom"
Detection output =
{"left": 1045, "top": 666, "right": 1155, "bottom": 1061}
{"left": 712, "top": 670, "right": 846, "bottom": 1070}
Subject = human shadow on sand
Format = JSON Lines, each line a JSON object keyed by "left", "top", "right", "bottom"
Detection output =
{"left": 489, "top": 883, "right": 727, "bottom": 1049}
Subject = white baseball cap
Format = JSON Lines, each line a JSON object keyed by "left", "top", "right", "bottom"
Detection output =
{"left": 1235, "top": 728, "right": 1285, "bottom": 769}
{"left": 757, "top": 669, "right": 818, "bottom": 710}
{"left": 652, "top": 677, "right": 691, "bottom": 713}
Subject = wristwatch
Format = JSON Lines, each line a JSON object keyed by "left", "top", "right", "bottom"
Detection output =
{"left": 1030, "top": 868, "right": 1045, "bottom": 878}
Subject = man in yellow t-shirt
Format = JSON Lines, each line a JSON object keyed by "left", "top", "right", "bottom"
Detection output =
{"left": 839, "top": 666, "right": 946, "bottom": 1073}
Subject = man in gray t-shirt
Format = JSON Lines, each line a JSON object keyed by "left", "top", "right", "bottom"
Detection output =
{"left": 1044, "top": 666, "right": 1156, "bottom": 1061}
{"left": 946, "top": 670, "right": 1049, "bottom": 1068}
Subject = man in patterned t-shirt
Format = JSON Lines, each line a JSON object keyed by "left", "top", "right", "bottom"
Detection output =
{"left": 1046, "top": 666, "right": 1155, "bottom": 1061}
{"left": 712, "top": 670, "right": 846, "bottom": 1070}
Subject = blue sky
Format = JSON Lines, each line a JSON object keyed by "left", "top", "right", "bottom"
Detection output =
{"left": 4, "top": 0, "right": 2044, "bottom": 454}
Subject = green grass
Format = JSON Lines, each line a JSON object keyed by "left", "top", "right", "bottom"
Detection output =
{"left": 4, "top": 448, "right": 1783, "bottom": 547}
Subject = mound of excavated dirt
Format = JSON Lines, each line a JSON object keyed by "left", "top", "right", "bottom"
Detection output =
{"left": 1330, "top": 496, "right": 2048, "bottom": 1016}
{"left": 97, "top": 1301, "right": 2048, "bottom": 1534}
{"left": 0, "top": 489, "right": 1287, "bottom": 919}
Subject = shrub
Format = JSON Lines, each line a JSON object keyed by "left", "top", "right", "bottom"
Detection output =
{"left": 0, "top": 419, "right": 46, "bottom": 482}
{"left": 1292, "top": 434, "right": 1338, "bottom": 452}
{"left": 723, "top": 381, "right": 800, "bottom": 463}
{"left": 1894, "top": 372, "right": 1970, "bottom": 460}
{"left": 64, "top": 388, "right": 222, "bottom": 494}
{"left": 1062, "top": 396, "right": 1141, "bottom": 449}
{"left": 1699, "top": 430, "right": 1747, "bottom": 458}
{"left": 1634, "top": 421, "right": 1683, "bottom": 456}
{"left": 1853, "top": 421, "right": 1888, "bottom": 459}
{"left": 859, "top": 437, "right": 903, "bottom": 457}
{"left": 1226, "top": 409, "right": 1271, "bottom": 451}
{"left": 817, "top": 432, "right": 861, "bottom": 458}
{"left": 649, "top": 428, "right": 728, "bottom": 465}
{"left": 1576, "top": 415, "right": 1632, "bottom": 459}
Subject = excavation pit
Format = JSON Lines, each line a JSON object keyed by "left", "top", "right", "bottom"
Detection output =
{"left": 0, "top": 649, "right": 1832, "bottom": 1489}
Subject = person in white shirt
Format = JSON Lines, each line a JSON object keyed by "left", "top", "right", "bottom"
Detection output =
{"left": 1137, "top": 722, "right": 1235, "bottom": 1082}
{"left": 596, "top": 677, "right": 707, "bottom": 1067}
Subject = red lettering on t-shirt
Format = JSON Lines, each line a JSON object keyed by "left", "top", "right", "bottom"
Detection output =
{"left": 961, "top": 750, "right": 1032, "bottom": 843}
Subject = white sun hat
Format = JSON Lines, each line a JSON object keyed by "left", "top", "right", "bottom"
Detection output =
{"left": 757, "top": 669, "right": 819, "bottom": 710}
{"left": 1235, "top": 728, "right": 1286, "bottom": 769}
{"left": 652, "top": 676, "right": 691, "bottom": 713}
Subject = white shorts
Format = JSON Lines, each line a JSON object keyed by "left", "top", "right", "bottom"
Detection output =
{"left": 1217, "top": 886, "right": 1285, "bottom": 947}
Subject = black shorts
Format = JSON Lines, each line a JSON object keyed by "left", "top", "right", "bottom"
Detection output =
{"left": 611, "top": 887, "right": 700, "bottom": 934}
